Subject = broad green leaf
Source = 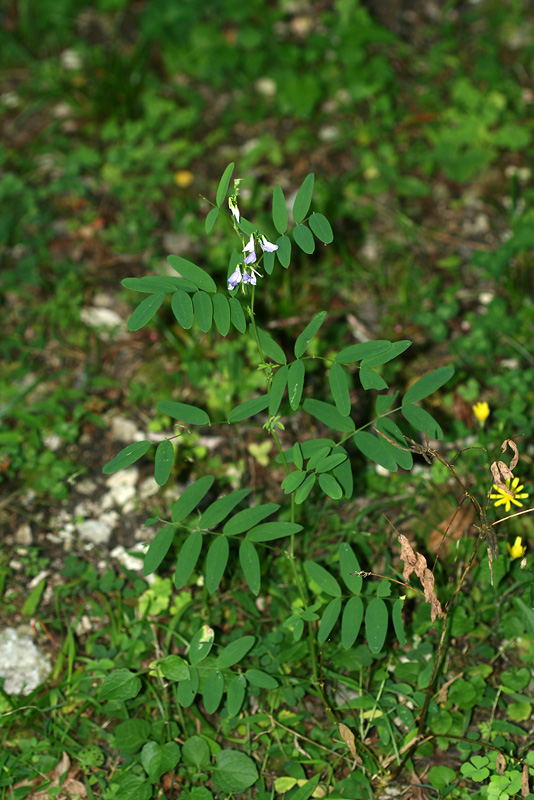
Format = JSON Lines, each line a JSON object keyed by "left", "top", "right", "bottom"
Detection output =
{"left": 293, "top": 173, "right": 314, "bottom": 223}
{"left": 122, "top": 276, "right": 192, "bottom": 293}
{"left": 269, "top": 365, "right": 288, "bottom": 415}
{"left": 392, "top": 598, "right": 406, "bottom": 648}
{"left": 294, "top": 473, "right": 315, "bottom": 504}
{"left": 314, "top": 452, "right": 347, "bottom": 473}
{"left": 338, "top": 543, "right": 363, "bottom": 594}
{"left": 263, "top": 249, "right": 275, "bottom": 274}
{"left": 141, "top": 741, "right": 181, "bottom": 783}
{"left": 376, "top": 417, "right": 413, "bottom": 469}
{"left": 205, "top": 536, "right": 230, "bottom": 594}
{"left": 239, "top": 539, "right": 261, "bottom": 595}
{"left": 303, "top": 398, "right": 355, "bottom": 432}
{"left": 329, "top": 363, "right": 351, "bottom": 416}
{"left": 189, "top": 625, "right": 215, "bottom": 665}
{"left": 177, "top": 667, "right": 199, "bottom": 707}
{"left": 114, "top": 719, "right": 151, "bottom": 755}
{"left": 171, "top": 290, "right": 194, "bottom": 329}
{"left": 128, "top": 292, "right": 165, "bottom": 331}
{"left": 228, "top": 394, "right": 270, "bottom": 423}
{"left": 174, "top": 530, "right": 203, "bottom": 589}
{"left": 402, "top": 365, "right": 454, "bottom": 405}
{"left": 288, "top": 359, "right": 305, "bottom": 410}
{"left": 245, "top": 669, "right": 278, "bottom": 689}
{"left": 182, "top": 735, "right": 210, "bottom": 768}
{"left": 293, "top": 224, "right": 315, "bottom": 254}
{"left": 143, "top": 523, "right": 176, "bottom": 576}
{"left": 103, "top": 440, "right": 152, "bottom": 474}
{"left": 359, "top": 367, "right": 388, "bottom": 391}
{"left": 353, "top": 431, "right": 398, "bottom": 471}
{"left": 402, "top": 404, "right": 443, "bottom": 438}
{"left": 171, "top": 476, "right": 214, "bottom": 523}
{"left": 167, "top": 255, "right": 217, "bottom": 293}
{"left": 246, "top": 521, "right": 302, "bottom": 542}
{"left": 193, "top": 291, "right": 213, "bottom": 332}
{"left": 335, "top": 341, "right": 391, "bottom": 363}
{"left": 305, "top": 561, "right": 342, "bottom": 597}
{"left": 212, "top": 293, "right": 230, "bottom": 336}
{"left": 272, "top": 185, "right": 288, "bottom": 234}
{"left": 157, "top": 400, "right": 210, "bottom": 426}
{"left": 365, "top": 597, "right": 389, "bottom": 655}
{"left": 229, "top": 296, "right": 246, "bottom": 332}
{"left": 223, "top": 503, "right": 280, "bottom": 536}
{"left": 281, "top": 470, "right": 307, "bottom": 494}
{"left": 361, "top": 340, "right": 411, "bottom": 367}
{"left": 154, "top": 439, "right": 174, "bottom": 486}
{"left": 205, "top": 206, "right": 219, "bottom": 233}
{"left": 226, "top": 674, "right": 247, "bottom": 716}
{"left": 216, "top": 162, "right": 234, "bottom": 207}
{"left": 202, "top": 669, "right": 224, "bottom": 714}
{"left": 212, "top": 750, "right": 259, "bottom": 794}
{"left": 199, "top": 488, "right": 251, "bottom": 529}
{"left": 157, "top": 655, "right": 189, "bottom": 681}
{"left": 216, "top": 635, "right": 255, "bottom": 669}
{"left": 100, "top": 669, "right": 141, "bottom": 702}
{"left": 376, "top": 392, "right": 399, "bottom": 414}
{"left": 256, "top": 326, "right": 287, "bottom": 364}
{"left": 332, "top": 446, "right": 353, "bottom": 498}
{"left": 237, "top": 216, "right": 256, "bottom": 236}
{"left": 318, "top": 597, "right": 342, "bottom": 644}
{"left": 342, "top": 596, "right": 364, "bottom": 649}
{"left": 318, "top": 472, "right": 343, "bottom": 499}
{"left": 276, "top": 234, "right": 291, "bottom": 268}
{"left": 294, "top": 311, "right": 327, "bottom": 358}
{"left": 309, "top": 212, "right": 333, "bottom": 244}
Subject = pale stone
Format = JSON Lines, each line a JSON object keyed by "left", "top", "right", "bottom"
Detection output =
{"left": 111, "top": 544, "right": 147, "bottom": 571}
{"left": 0, "top": 628, "right": 52, "bottom": 695}
{"left": 110, "top": 416, "right": 144, "bottom": 443}
{"left": 105, "top": 467, "right": 139, "bottom": 488}
{"left": 14, "top": 524, "right": 33, "bottom": 546}
{"left": 77, "top": 519, "right": 113, "bottom": 545}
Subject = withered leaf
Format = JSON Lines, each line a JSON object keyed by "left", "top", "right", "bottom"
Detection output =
{"left": 398, "top": 534, "right": 444, "bottom": 622}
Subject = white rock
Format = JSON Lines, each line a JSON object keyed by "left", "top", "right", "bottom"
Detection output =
{"left": 139, "top": 476, "right": 160, "bottom": 499}
{"left": 110, "top": 416, "right": 144, "bottom": 443}
{"left": 80, "top": 307, "right": 125, "bottom": 340}
{"left": 105, "top": 467, "right": 139, "bottom": 488}
{"left": 75, "top": 478, "right": 98, "bottom": 495}
{"left": 77, "top": 519, "right": 113, "bottom": 545}
{"left": 110, "top": 544, "right": 147, "bottom": 571}
{"left": 14, "top": 524, "right": 33, "bottom": 546}
{"left": 43, "top": 433, "right": 62, "bottom": 452}
{"left": 101, "top": 484, "right": 136, "bottom": 509}
{"left": 0, "top": 628, "right": 52, "bottom": 695}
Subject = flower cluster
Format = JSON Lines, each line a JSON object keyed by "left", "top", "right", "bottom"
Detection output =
{"left": 228, "top": 234, "right": 278, "bottom": 291}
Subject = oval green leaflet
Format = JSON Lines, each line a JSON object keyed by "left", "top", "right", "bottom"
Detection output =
{"left": 171, "top": 475, "right": 214, "bottom": 523}
{"left": 205, "top": 536, "right": 230, "bottom": 594}
{"left": 288, "top": 359, "right": 305, "bottom": 410}
{"left": 171, "top": 290, "right": 194, "bottom": 329}
{"left": 309, "top": 212, "right": 333, "bottom": 244}
{"left": 294, "top": 311, "right": 326, "bottom": 358}
{"left": 103, "top": 440, "right": 152, "bottom": 474}
{"left": 216, "top": 635, "right": 255, "bottom": 669}
{"left": 202, "top": 669, "right": 225, "bottom": 714}
{"left": 154, "top": 439, "right": 174, "bottom": 486}
{"left": 127, "top": 292, "right": 165, "bottom": 332}
{"left": 193, "top": 291, "right": 213, "bottom": 332}
{"left": 188, "top": 624, "right": 215, "bottom": 665}
{"left": 272, "top": 185, "right": 288, "bottom": 234}
{"left": 305, "top": 560, "right": 342, "bottom": 597}
{"left": 292, "top": 173, "right": 314, "bottom": 223}
{"left": 239, "top": 539, "right": 261, "bottom": 595}
{"left": 318, "top": 597, "right": 342, "bottom": 644}
{"left": 167, "top": 255, "right": 217, "bottom": 293}
{"left": 365, "top": 597, "right": 389, "bottom": 655}
{"left": 216, "top": 162, "right": 234, "bottom": 207}
{"left": 341, "top": 596, "right": 364, "bottom": 649}
{"left": 157, "top": 400, "right": 210, "bottom": 426}
{"left": 293, "top": 224, "right": 315, "bottom": 254}
{"left": 143, "top": 523, "right": 176, "bottom": 576}
{"left": 174, "top": 530, "right": 204, "bottom": 590}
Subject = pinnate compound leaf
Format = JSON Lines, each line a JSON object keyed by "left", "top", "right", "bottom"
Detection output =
{"left": 202, "top": 669, "right": 224, "bottom": 714}
{"left": 171, "top": 475, "right": 214, "bottom": 523}
{"left": 167, "top": 255, "right": 217, "bottom": 293}
{"left": 228, "top": 395, "right": 270, "bottom": 423}
{"left": 228, "top": 296, "right": 246, "bottom": 332}
{"left": 342, "top": 596, "right": 364, "bottom": 649}
{"left": 171, "top": 290, "right": 194, "bottom": 329}
{"left": 305, "top": 561, "right": 342, "bottom": 597}
{"left": 359, "top": 367, "right": 388, "bottom": 390}
{"left": 294, "top": 311, "right": 327, "bottom": 358}
{"left": 293, "top": 224, "right": 315, "bottom": 254}
{"left": 361, "top": 340, "right": 411, "bottom": 367}
{"left": 269, "top": 365, "right": 288, "bottom": 415}
{"left": 318, "top": 473, "right": 343, "bottom": 499}
{"left": 226, "top": 674, "right": 247, "bottom": 717}
{"left": 303, "top": 398, "right": 355, "bottom": 432}
{"left": 272, "top": 185, "right": 288, "bottom": 234}
{"left": 276, "top": 234, "right": 291, "bottom": 267}
{"left": 256, "top": 327, "right": 287, "bottom": 364}
{"left": 335, "top": 341, "right": 391, "bottom": 363}
{"left": 392, "top": 598, "right": 407, "bottom": 648}
{"left": 205, "top": 536, "right": 230, "bottom": 594}
{"left": 103, "top": 440, "right": 152, "bottom": 474}
{"left": 293, "top": 173, "right": 314, "bottom": 223}
{"left": 128, "top": 292, "right": 165, "bottom": 331}
{"left": 401, "top": 404, "right": 443, "bottom": 439}
{"left": 309, "top": 212, "right": 333, "bottom": 244}
{"left": 154, "top": 439, "right": 174, "bottom": 486}
{"left": 157, "top": 400, "right": 210, "bottom": 426}
{"left": 353, "top": 431, "right": 398, "bottom": 471}
{"left": 100, "top": 669, "right": 141, "bottom": 701}
{"left": 239, "top": 539, "right": 261, "bottom": 595}
{"left": 318, "top": 597, "right": 342, "bottom": 644}
{"left": 143, "top": 523, "right": 175, "bottom": 576}
{"left": 216, "top": 635, "right": 255, "bottom": 669}
{"left": 212, "top": 293, "right": 230, "bottom": 336}
{"left": 212, "top": 750, "right": 259, "bottom": 794}
{"left": 174, "top": 530, "right": 203, "bottom": 589}
{"left": 402, "top": 365, "right": 454, "bottom": 405}
{"left": 294, "top": 473, "right": 315, "bottom": 504}
{"left": 193, "top": 291, "right": 213, "bottom": 332}
{"left": 205, "top": 206, "right": 219, "bottom": 233}
{"left": 223, "top": 503, "right": 280, "bottom": 535}
{"left": 288, "top": 359, "right": 305, "bottom": 409}
{"left": 188, "top": 625, "right": 215, "bottom": 665}
{"left": 216, "top": 162, "right": 234, "bottom": 207}
{"left": 199, "top": 488, "right": 251, "bottom": 530}
{"left": 246, "top": 521, "right": 302, "bottom": 542}
{"left": 329, "top": 363, "right": 351, "bottom": 416}
{"left": 365, "top": 597, "right": 389, "bottom": 655}
{"left": 339, "top": 543, "right": 363, "bottom": 594}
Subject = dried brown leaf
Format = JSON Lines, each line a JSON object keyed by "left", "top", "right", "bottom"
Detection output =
{"left": 496, "top": 751, "right": 506, "bottom": 775}
{"left": 490, "top": 461, "right": 514, "bottom": 494}
{"left": 522, "top": 763, "right": 530, "bottom": 797}
{"left": 339, "top": 723, "right": 358, "bottom": 760}
{"left": 398, "top": 534, "right": 444, "bottom": 622}
{"left": 501, "top": 438, "right": 519, "bottom": 471}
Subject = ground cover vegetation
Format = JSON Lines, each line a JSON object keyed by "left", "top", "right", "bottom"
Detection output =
{"left": 1, "top": 0, "right": 534, "bottom": 798}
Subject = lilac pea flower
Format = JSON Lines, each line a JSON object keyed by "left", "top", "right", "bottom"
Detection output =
{"left": 243, "top": 235, "right": 257, "bottom": 265}
{"left": 228, "top": 197, "right": 240, "bottom": 223}
{"left": 260, "top": 235, "right": 278, "bottom": 252}
{"left": 242, "top": 271, "right": 257, "bottom": 286}
{"left": 228, "top": 266, "right": 242, "bottom": 290}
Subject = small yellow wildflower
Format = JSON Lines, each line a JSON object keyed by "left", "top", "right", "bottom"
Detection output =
{"left": 472, "top": 401, "right": 490, "bottom": 423}
{"left": 489, "top": 476, "right": 529, "bottom": 513}
{"left": 507, "top": 536, "right": 526, "bottom": 559}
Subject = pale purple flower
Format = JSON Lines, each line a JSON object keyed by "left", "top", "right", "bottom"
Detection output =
{"left": 228, "top": 266, "right": 242, "bottom": 290}
{"left": 260, "top": 235, "right": 278, "bottom": 252}
{"left": 243, "top": 234, "right": 257, "bottom": 265}
{"left": 243, "top": 271, "right": 257, "bottom": 286}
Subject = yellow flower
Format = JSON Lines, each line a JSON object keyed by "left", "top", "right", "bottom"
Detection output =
{"left": 489, "top": 477, "right": 529, "bottom": 513}
{"left": 507, "top": 536, "right": 526, "bottom": 559}
{"left": 472, "top": 401, "right": 490, "bottom": 423}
